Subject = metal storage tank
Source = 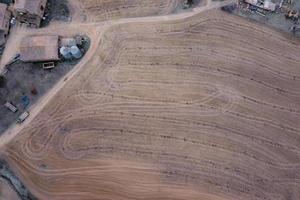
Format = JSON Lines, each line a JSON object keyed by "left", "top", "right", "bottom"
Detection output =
{"left": 70, "top": 45, "right": 82, "bottom": 59}
{"left": 60, "top": 46, "right": 72, "bottom": 59}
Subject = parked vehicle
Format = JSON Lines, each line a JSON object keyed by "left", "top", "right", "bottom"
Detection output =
{"left": 4, "top": 102, "right": 18, "bottom": 113}
{"left": 17, "top": 111, "right": 30, "bottom": 123}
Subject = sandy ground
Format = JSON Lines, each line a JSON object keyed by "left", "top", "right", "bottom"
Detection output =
{"left": 1, "top": 0, "right": 300, "bottom": 200}
{"left": 0, "top": 26, "right": 28, "bottom": 71}
{"left": 75, "top": 0, "right": 188, "bottom": 22}
{"left": 0, "top": 179, "right": 20, "bottom": 200}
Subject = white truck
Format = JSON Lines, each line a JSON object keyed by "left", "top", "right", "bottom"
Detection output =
{"left": 17, "top": 111, "right": 30, "bottom": 123}
{"left": 4, "top": 102, "right": 18, "bottom": 113}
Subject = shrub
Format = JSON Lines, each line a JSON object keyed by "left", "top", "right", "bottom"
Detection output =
{"left": 0, "top": 75, "right": 6, "bottom": 88}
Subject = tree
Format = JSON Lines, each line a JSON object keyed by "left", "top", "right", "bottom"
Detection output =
{"left": 0, "top": 75, "right": 6, "bottom": 88}
{"left": 187, "top": 0, "right": 193, "bottom": 4}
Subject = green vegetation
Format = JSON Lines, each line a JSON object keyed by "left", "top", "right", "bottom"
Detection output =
{"left": 0, "top": 75, "right": 6, "bottom": 88}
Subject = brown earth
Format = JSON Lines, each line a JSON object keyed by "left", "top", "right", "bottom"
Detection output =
{"left": 0, "top": 179, "right": 20, "bottom": 200}
{"left": 1, "top": 4, "right": 300, "bottom": 200}
{"left": 74, "top": 0, "right": 200, "bottom": 22}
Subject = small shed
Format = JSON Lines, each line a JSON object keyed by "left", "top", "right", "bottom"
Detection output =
{"left": 245, "top": 0, "right": 276, "bottom": 11}
{"left": 263, "top": 0, "right": 276, "bottom": 11}
{"left": 0, "top": 3, "right": 11, "bottom": 45}
{"left": 13, "top": 0, "right": 47, "bottom": 27}
{"left": 245, "top": 0, "right": 258, "bottom": 6}
{"left": 20, "top": 35, "right": 60, "bottom": 62}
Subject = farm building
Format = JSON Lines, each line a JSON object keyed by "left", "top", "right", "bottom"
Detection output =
{"left": 263, "top": 0, "right": 276, "bottom": 11}
{"left": 0, "top": 3, "right": 11, "bottom": 45}
{"left": 20, "top": 35, "right": 60, "bottom": 62}
{"left": 245, "top": 0, "right": 258, "bottom": 5}
{"left": 13, "top": 0, "right": 47, "bottom": 27}
{"left": 245, "top": 0, "right": 276, "bottom": 11}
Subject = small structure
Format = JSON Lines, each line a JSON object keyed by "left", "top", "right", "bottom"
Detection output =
{"left": 59, "top": 46, "right": 72, "bottom": 59}
{"left": 20, "top": 35, "right": 60, "bottom": 62}
{"left": 286, "top": 9, "right": 299, "bottom": 21}
{"left": 245, "top": 0, "right": 276, "bottom": 12}
{"left": 183, "top": 0, "right": 193, "bottom": 9}
{"left": 245, "top": 0, "right": 258, "bottom": 4}
{"left": 70, "top": 45, "right": 82, "bottom": 59}
{"left": 0, "top": 3, "right": 11, "bottom": 45}
{"left": 21, "top": 95, "right": 30, "bottom": 107}
{"left": 59, "top": 36, "right": 85, "bottom": 60}
{"left": 291, "top": 25, "right": 300, "bottom": 33}
{"left": 263, "top": 0, "right": 276, "bottom": 11}
{"left": 13, "top": 0, "right": 47, "bottom": 27}
{"left": 42, "top": 62, "right": 55, "bottom": 69}
{"left": 61, "top": 38, "right": 76, "bottom": 47}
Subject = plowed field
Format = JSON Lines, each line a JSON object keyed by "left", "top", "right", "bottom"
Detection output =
{"left": 2, "top": 6, "right": 300, "bottom": 200}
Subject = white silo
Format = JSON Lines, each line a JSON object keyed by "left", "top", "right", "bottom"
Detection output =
{"left": 70, "top": 45, "right": 82, "bottom": 59}
{"left": 60, "top": 46, "right": 72, "bottom": 59}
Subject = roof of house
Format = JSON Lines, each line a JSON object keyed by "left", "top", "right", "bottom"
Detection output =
{"left": 0, "top": 3, "right": 10, "bottom": 31}
{"left": 20, "top": 35, "right": 60, "bottom": 62}
{"left": 263, "top": 0, "right": 276, "bottom": 11}
{"left": 245, "top": 0, "right": 258, "bottom": 5}
{"left": 14, "top": 0, "right": 46, "bottom": 17}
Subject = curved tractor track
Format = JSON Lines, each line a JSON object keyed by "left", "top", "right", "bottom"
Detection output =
{"left": 1, "top": 1, "right": 300, "bottom": 200}
{"left": 76, "top": 0, "right": 197, "bottom": 22}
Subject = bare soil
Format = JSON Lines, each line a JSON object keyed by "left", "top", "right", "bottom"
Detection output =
{"left": 76, "top": 0, "right": 205, "bottom": 22}
{"left": 1, "top": 3, "right": 300, "bottom": 199}
{"left": 41, "top": 0, "right": 71, "bottom": 27}
{"left": 0, "top": 179, "right": 20, "bottom": 200}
